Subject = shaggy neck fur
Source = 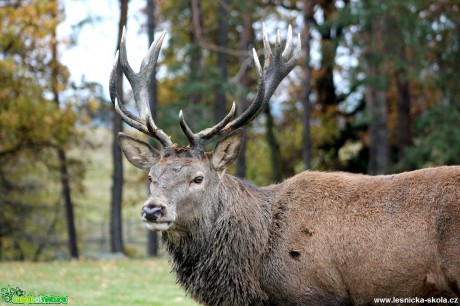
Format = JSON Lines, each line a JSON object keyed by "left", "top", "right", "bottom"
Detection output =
{"left": 163, "top": 174, "right": 274, "bottom": 306}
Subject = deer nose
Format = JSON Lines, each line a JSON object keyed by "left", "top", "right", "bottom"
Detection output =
{"left": 142, "top": 204, "right": 164, "bottom": 222}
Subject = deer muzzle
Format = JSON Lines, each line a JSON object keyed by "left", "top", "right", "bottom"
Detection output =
{"left": 142, "top": 204, "right": 164, "bottom": 222}
{"left": 141, "top": 197, "right": 174, "bottom": 231}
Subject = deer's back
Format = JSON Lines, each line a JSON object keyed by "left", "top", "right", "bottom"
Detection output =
{"left": 262, "top": 166, "right": 460, "bottom": 305}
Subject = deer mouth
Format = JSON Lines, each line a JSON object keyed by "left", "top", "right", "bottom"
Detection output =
{"left": 143, "top": 220, "right": 172, "bottom": 231}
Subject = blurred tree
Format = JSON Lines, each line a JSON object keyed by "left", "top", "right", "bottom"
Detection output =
{"left": 384, "top": 1, "right": 424, "bottom": 168}
{"left": 50, "top": 0, "right": 78, "bottom": 258}
{"left": 268, "top": 0, "right": 360, "bottom": 174}
{"left": 157, "top": 1, "right": 218, "bottom": 145}
{"left": 235, "top": 0, "right": 254, "bottom": 179}
{"left": 405, "top": 104, "right": 460, "bottom": 168}
{"left": 146, "top": 0, "right": 159, "bottom": 257}
{"left": 0, "top": 0, "right": 80, "bottom": 260}
{"left": 215, "top": 0, "right": 230, "bottom": 122}
{"left": 265, "top": 102, "right": 282, "bottom": 182}
{"left": 189, "top": 0, "right": 204, "bottom": 107}
{"left": 129, "top": 0, "right": 460, "bottom": 188}
{"left": 401, "top": 1, "right": 460, "bottom": 169}
{"left": 347, "top": 1, "right": 460, "bottom": 173}
{"left": 110, "top": 0, "right": 128, "bottom": 254}
{"left": 301, "top": 0, "right": 314, "bottom": 170}
{"left": 157, "top": 0, "right": 254, "bottom": 166}
{"left": 313, "top": 0, "right": 356, "bottom": 171}
{"left": 361, "top": 0, "right": 390, "bottom": 174}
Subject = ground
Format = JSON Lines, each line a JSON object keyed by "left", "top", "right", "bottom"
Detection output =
{"left": 0, "top": 258, "right": 199, "bottom": 306}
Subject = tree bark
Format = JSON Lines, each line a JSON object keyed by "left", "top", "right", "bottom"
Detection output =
{"left": 365, "top": 8, "right": 390, "bottom": 174}
{"left": 215, "top": 0, "right": 229, "bottom": 123}
{"left": 189, "top": 0, "right": 204, "bottom": 106}
{"left": 395, "top": 69, "right": 412, "bottom": 162}
{"left": 110, "top": 0, "right": 128, "bottom": 254}
{"left": 312, "top": 0, "right": 349, "bottom": 170}
{"left": 146, "top": 0, "right": 158, "bottom": 257}
{"left": 236, "top": 0, "right": 253, "bottom": 179}
{"left": 264, "top": 103, "right": 282, "bottom": 182}
{"left": 301, "top": 0, "right": 314, "bottom": 170}
{"left": 316, "top": 0, "right": 340, "bottom": 111}
{"left": 50, "top": 1, "right": 78, "bottom": 259}
{"left": 57, "top": 149, "right": 79, "bottom": 258}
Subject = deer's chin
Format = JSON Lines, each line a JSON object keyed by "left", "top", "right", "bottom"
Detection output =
{"left": 144, "top": 221, "right": 172, "bottom": 231}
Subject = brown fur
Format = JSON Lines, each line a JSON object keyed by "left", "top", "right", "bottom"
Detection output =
{"left": 119, "top": 133, "right": 460, "bottom": 305}
{"left": 260, "top": 167, "right": 460, "bottom": 305}
{"left": 162, "top": 166, "right": 460, "bottom": 305}
{"left": 112, "top": 26, "right": 460, "bottom": 304}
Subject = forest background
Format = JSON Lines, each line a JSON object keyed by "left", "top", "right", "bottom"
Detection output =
{"left": 1, "top": 0, "right": 459, "bottom": 261}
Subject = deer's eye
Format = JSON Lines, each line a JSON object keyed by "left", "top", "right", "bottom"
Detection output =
{"left": 148, "top": 176, "right": 152, "bottom": 183}
{"left": 193, "top": 176, "right": 204, "bottom": 184}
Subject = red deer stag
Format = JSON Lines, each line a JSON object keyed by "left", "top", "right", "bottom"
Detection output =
{"left": 109, "top": 25, "right": 460, "bottom": 306}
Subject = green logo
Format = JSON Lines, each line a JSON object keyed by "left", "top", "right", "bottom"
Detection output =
{"left": 1, "top": 286, "right": 68, "bottom": 304}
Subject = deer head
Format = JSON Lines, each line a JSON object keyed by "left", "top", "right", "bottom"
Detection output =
{"left": 110, "top": 25, "right": 300, "bottom": 232}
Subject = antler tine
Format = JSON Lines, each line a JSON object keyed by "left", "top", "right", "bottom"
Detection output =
{"left": 145, "top": 113, "right": 172, "bottom": 146}
{"left": 199, "top": 101, "right": 236, "bottom": 139}
{"left": 262, "top": 23, "right": 272, "bottom": 65}
{"left": 119, "top": 26, "right": 165, "bottom": 119}
{"left": 282, "top": 25, "right": 293, "bottom": 60}
{"left": 223, "top": 48, "right": 264, "bottom": 130}
{"left": 110, "top": 51, "right": 149, "bottom": 134}
{"left": 226, "top": 24, "right": 300, "bottom": 128}
{"left": 262, "top": 25, "right": 301, "bottom": 106}
{"left": 179, "top": 48, "right": 262, "bottom": 150}
{"left": 179, "top": 110, "right": 197, "bottom": 146}
{"left": 119, "top": 27, "right": 136, "bottom": 85}
{"left": 109, "top": 50, "right": 119, "bottom": 104}
{"left": 179, "top": 102, "right": 237, "bottom": 150}
{"left": 112, "top": 26, "right": 172, "bottom": 148}
{"left": 287, "top": 33, "right": 302, "bottom": 69}
{"left": 141, "top": 30, "right": 167, "bottom": 77}
{"left": 181, "top": 25, "right": 300, "bottom": 151}
{"left": 114, "top": 98, "right": 149, "bottom": 134}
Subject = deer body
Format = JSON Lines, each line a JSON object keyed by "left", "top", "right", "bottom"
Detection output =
{"left": 158, "top": 166, "right": 460, "bottom": 306}
{"left": 110, "top": 26, "right": 459, "bottom": 305}
{"left": 264, "top": 167, "right": 460, "bottom": 305}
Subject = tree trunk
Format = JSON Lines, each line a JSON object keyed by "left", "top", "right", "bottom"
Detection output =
{"left": 368, "top": 88, "right": 390, "bottom": 174}
{"left": 236, "top": 0, "right": 253, "bottom": 179}
{"left": 215, "top": 0, "right": 229, "bottom": 123}
{"left": 264, "top": 103, "right": 282, "bottom": 182}
{"left": 313, "top": 0, "right": 348, "bottom": 170}
{"left": 50, "top": 1, "right": 79, "bottom": 259}
{"left": 395, "top": 69, "right": 412, "bottom": 162}
{"left": 301, "top": 0, "right": 314, "bottom": 170}
{"left": 189, "top": 0, "right": 203, "bottom": 106}
{"left": 57, "top": 149, "right": 79, "bottom": 258}
{"left": 365, "top": 11, "right": 390, "bottom": 174}
{"left": 110, "top": 0, "right": 128, "bottom": 254}
{"left": 146, "top": 0, "right": 158, "bottom": 257}
{"left": 316, "top": 0, "right": 339, "bottom": 111}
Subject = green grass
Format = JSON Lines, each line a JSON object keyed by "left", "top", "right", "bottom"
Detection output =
{"left": 0, "top": 258, "right": 200, "bottom": 306}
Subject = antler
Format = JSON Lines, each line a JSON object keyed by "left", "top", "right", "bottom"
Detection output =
{"left": 179, "top": 24, "right": 301, "bottom": 151}
{"left": 110, "top": 25, "right": 300, "bottom": 152}
{"left": 109, "top": 27, "right": 173, "bottom": 147}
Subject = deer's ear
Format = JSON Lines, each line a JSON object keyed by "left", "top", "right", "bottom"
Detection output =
{"left": 118, "top": 133, "right": 159, "bottom": 169}
{"left": 212, "top": 129, "right": 244, "bottom": 172}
